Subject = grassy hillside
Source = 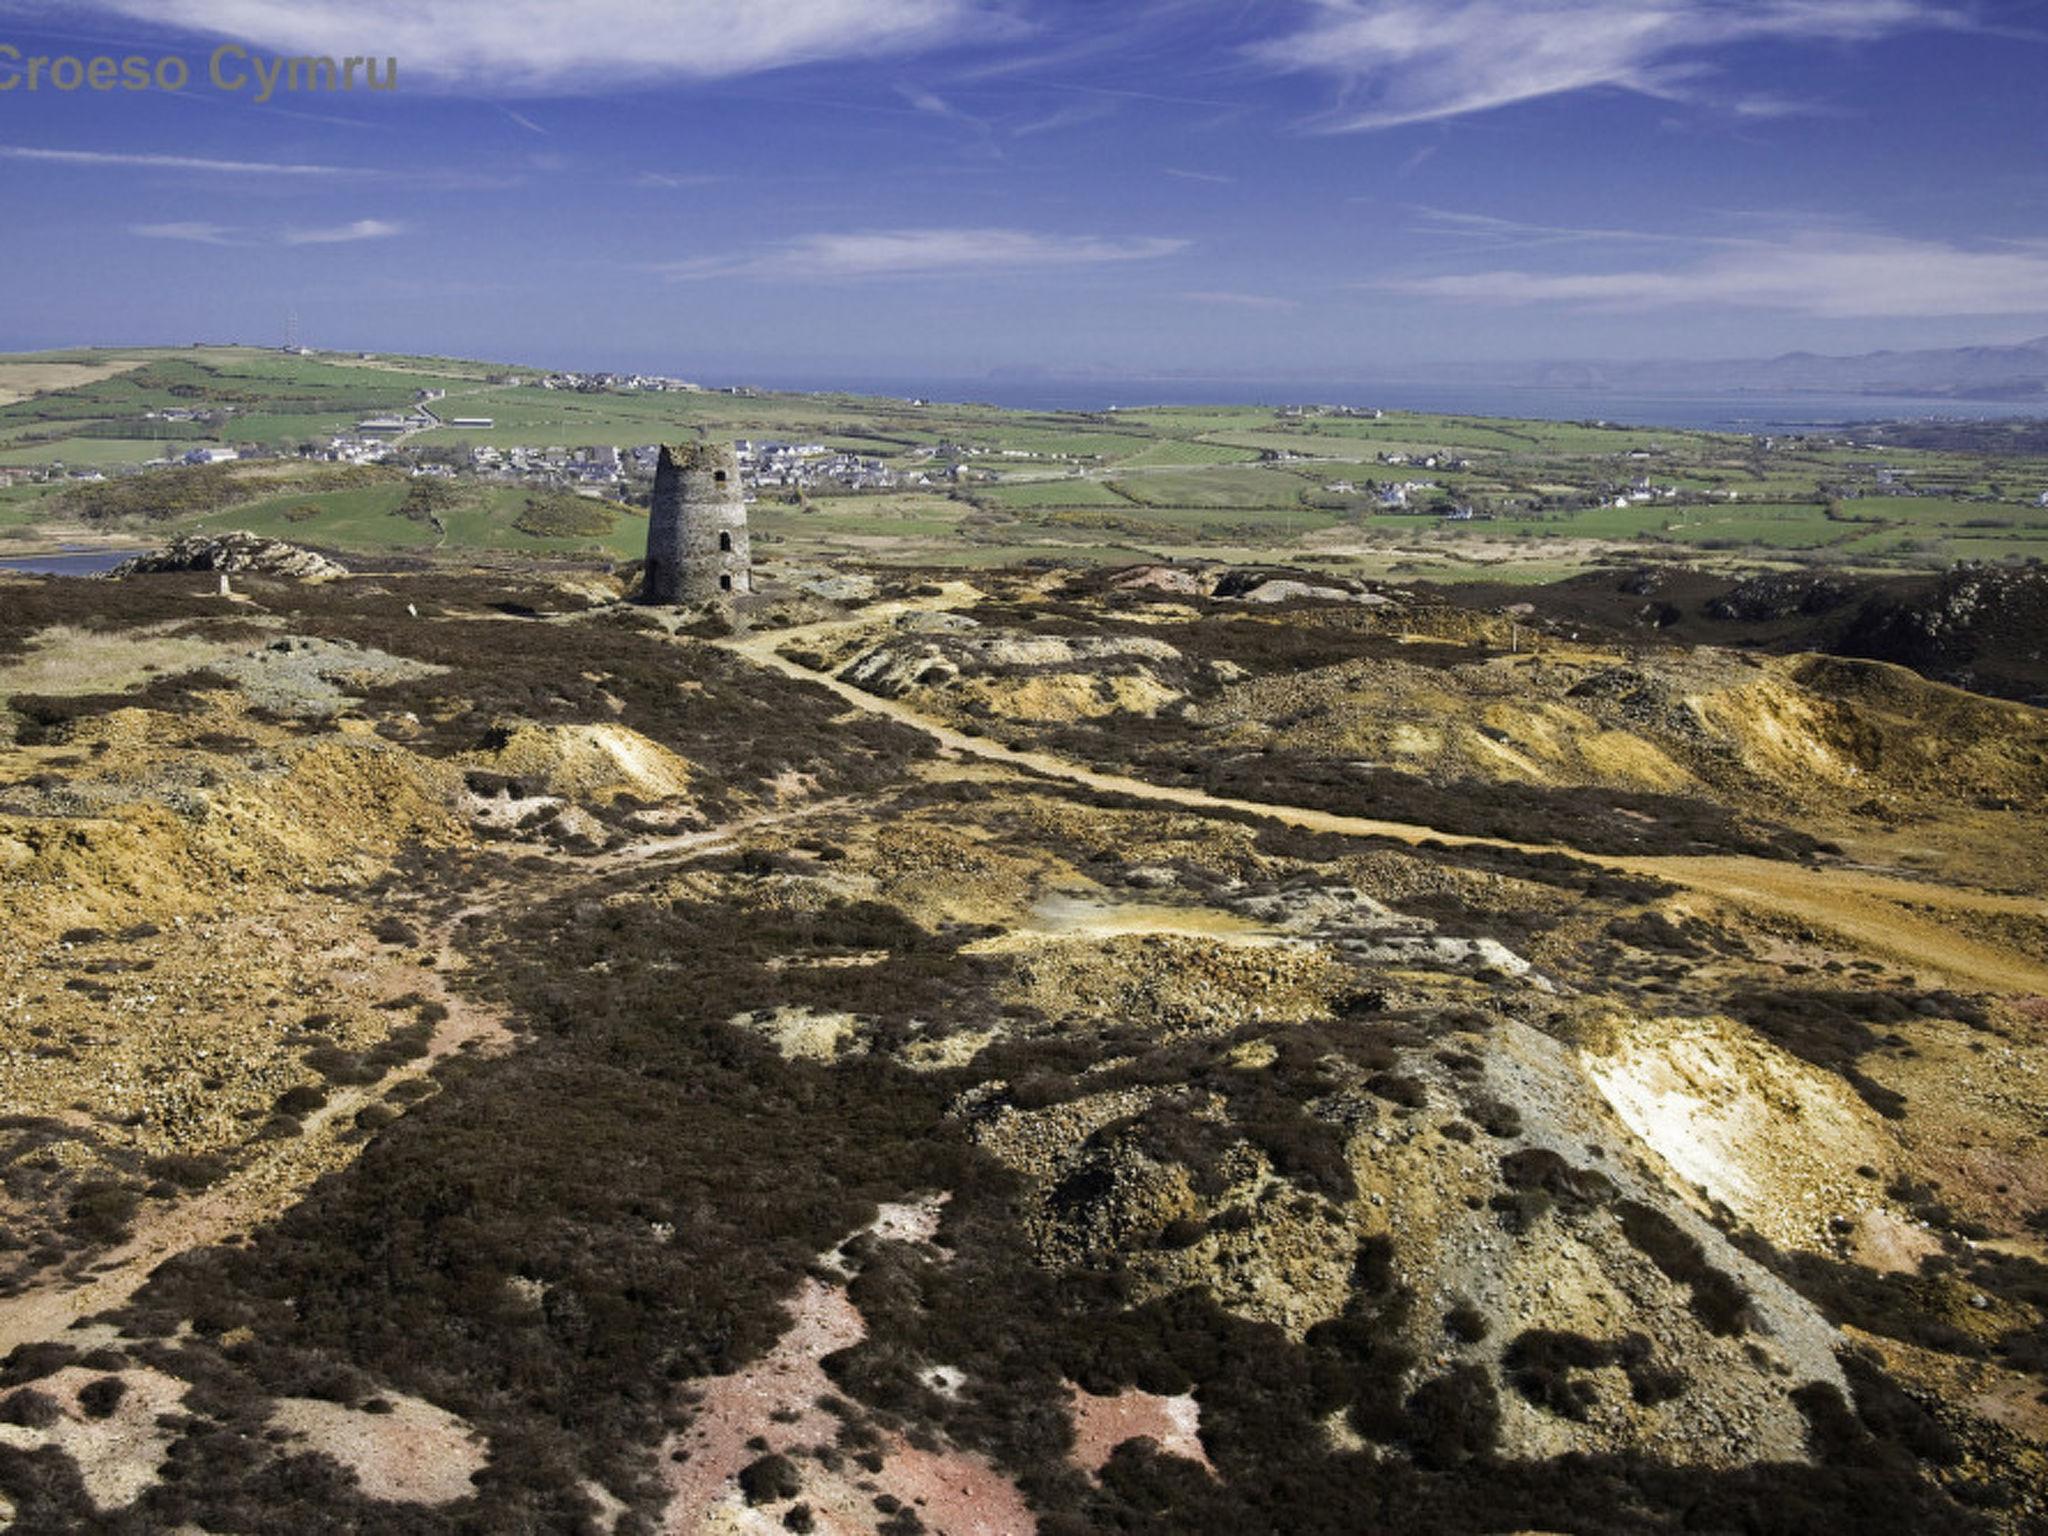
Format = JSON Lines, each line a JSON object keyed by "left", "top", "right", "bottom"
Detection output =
{"left": 1, "top": 344, "right": 2044, "bottom": 577}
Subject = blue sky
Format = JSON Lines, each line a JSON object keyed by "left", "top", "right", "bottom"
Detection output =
{"left": 2, "top": 0, "right": 2045, "bottom": 381}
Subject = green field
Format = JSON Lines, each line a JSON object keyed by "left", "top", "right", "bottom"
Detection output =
{"left": 1115, "top": 438, "right": 1261, "bottom": 468}
{"left": 177, "top": 481, "right": 644, "bottom": 558}
{"left": 0, "top": 482, "right": 67, "bottom": 534}
{"left": 976, "top": 478, "right": 1131, "bottom": 509}
{"left": 1662, "top": 508, "right": 1848, "bottom": 548}
{"left": 1111, "top": 465, "right": 1312, "bottom": 510}
{"left": 189, "top": 483, "right": 437, "bottom": 547}
{"left": 0, "top": 438, "right": 204, "bottom": 468}
{"left": 1046, "top": 502, "right": 1342, "bottom": 537}
{"left": 1838, "top": 495, "right": 2004, "bottom": 525}
{"left": 1, "top": 343, "right": 2044, "bottom": 575}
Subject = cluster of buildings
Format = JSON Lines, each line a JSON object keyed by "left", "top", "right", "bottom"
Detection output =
{"left": 526, "top": 371, "right": 700, "bottom": 394}
{"left": 1280, "top": 404, "right": 1386, "bottom": 420}
{"left": 737, "top": 439, "right": 899, "bottom": 491}
{"left": 349, "top": 437, "right": 910, "bottom": 499}
{"left": 1833, "top": 463, "right": 1978, "bottom": 500}
{"left": 467, "top": 443, "right": 625, "bottom": 490}
{"left": 318, "top": 432, "right": 399, "bottom": 466}
{"left": 1319, "top": 476, "right": 1490, "bottom": 519}
{"left": 921, "top": 441, "right": 1090, "bottom": 466}
{"left": 1375, "top": 479, "right": 1446, "bottom": 509}
{"left": 352, "top": 412, "right": 431, "bottom": 439}
{"left": 1376, "top": 451, "right": 1474, "bottom": 470}
{"left": 1608, "top": 477, "right": 1682, "bottom": 508}
{"left": 282, "top": 432, "right": 917, "bottom": 500}
{"left": 0, "top": 464, "right": 103, "bottom": 487}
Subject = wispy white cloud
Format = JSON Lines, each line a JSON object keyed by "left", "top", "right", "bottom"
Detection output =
{"left": 1250, "top": 0, "right": 1963, "bottom": 131}
{"left": 130, "top": 217, "right": 402, "bottom": 246}
{"left": 895, "top": 80, "right": 1000, "bottom": 153}
{"left": 897, "top": 83, "right": 964, "bottom": 118}
{"left": 659, "top": 226, "right": 1188, "bottom": 281}
{"left": 635, "top": 170, "right": 730, "bottom": 189}
{"left": 1396, "top": 143, "right": 1438, "bottom": 177}
{"left": 86, "top": 0, "right": 1003, "bottom": 92}
{"left": 1728, "top": 92, "right": 1846, "bottom": 119}
{"left": 1010, "top": 97, "right": 1119, "bottom": 137}
{"left": 1404, "top": 206, "right": 1713, "bottom": 248}
{"left": 281, "top": 218, "right": 403, "bottom": 245}
{"left": 1, "top": 144, "right": 356, "bottom": 175}
{"left": 1182, "top": 290, "right": 1299, "bottom": 311}
{"left": 1164, "top": 167, "right": 1236, "bottom": 185}
{"left": 130, "top": 221, "right": 243, "bottom": 245}
{"left": 3, "top": 141, "right": 518, "bottom": 190}
{"left": 1381, "top": 231, "right": 2048, "bottom": 317}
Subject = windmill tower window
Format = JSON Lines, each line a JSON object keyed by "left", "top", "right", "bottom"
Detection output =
{"left": 720, "top": 574, "right": 733, "bottom": 591}
{"left": 719, "top": 531, "right": 733, "bottom": 552}
{"left": 713, "top": 470, "right": 727, "bottom": 484}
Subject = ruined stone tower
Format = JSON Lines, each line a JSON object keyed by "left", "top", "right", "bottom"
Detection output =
{"left": 643, "top": 441, "right": 750, "bottom": 604}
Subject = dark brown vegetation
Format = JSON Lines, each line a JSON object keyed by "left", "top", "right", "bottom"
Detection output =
{"left": 0, "top": 573, "right": 267, "bottom": 659}
{"left": 0, "top": 569, "right": 2019, "bottom": 1533}
{"left": 391, "top": 476, "right": 465, "bottom": 526}
{"left": 0, "top": 818, "right": 1978, "bottom": 1534}
{"left": 57, "top": 462, "right": 392, "bottom": 524}
{"left": 1067, "top": 726, "right": 1829, "bottom": 860}
{"left": 0, "top": 1116, "right": 149, "bottom": 1296}
{"left": 5, "top": 668, "right": 240, "bottom": 747}
{"left": 1442, "top": 563, "right": 2048, "bottom": 705}
{"left": 1719, "top": 985, "right": 1989, "bottom": 1120}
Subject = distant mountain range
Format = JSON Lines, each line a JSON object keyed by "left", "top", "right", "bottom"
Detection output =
{"left": 968, "top": 338, "right": 2048, "bottom": 406}
{"left": 1506, "top": 336, "right": 2048, "bottom": 400}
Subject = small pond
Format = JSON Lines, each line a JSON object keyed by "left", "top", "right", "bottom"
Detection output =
{"left": 0, "top": 549, "right": 140, "bottom": 576}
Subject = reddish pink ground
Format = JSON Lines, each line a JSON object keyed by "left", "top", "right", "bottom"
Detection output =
{"left": 662, "top": 1278, "right": 860, "bottom": 1526}
{"left": 661, "top": 1204, "right": 1038, "bottom": 1535}
{"left": 1067, "top": 1384, "right": 1215, "bottom": 1478}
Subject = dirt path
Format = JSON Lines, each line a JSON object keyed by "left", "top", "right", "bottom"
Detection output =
{"left": 721, "top": 606, "right": 2048, "bottom": 996}
{"left": 1608, "top": 856, "right": 2048, "bottom": 997}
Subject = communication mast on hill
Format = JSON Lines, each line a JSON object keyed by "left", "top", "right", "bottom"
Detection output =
{"left": 282, "top": 307, "right": 300, "bottom": 353}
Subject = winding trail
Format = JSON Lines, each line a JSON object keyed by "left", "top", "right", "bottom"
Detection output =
{"left": 720, "top": 594, "right": 2048, "bottom": 997}
{"left": 4, "top": 586, "right": 2039, "bottom": 1374}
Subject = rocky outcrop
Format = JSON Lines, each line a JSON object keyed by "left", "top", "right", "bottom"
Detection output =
{"left": 1704, "top": 572, "right": 1852, "bottom": 623}
{"left": 112, "top": 532, "right": 346, "bottom": 582}
{"left": 837, "top": 622, "right": 1187, "bottom": 711}
{"left": 1228, "top": 578, "right": 1392, "bottom": 607}
{"left": 1111, "top": 564, "right": 1212, "bottom": 596}
{"left": 1109, "top": 564, "right": 1395, "bottom": 606}
{"left": 213, "top": 636, "right": 444, "bottom": 718}
{"left": 460, "top": 722, "right": 694, "bottom": 804}
{"left": 1214, "top": 568, "right": 1390, "bottom": 606}
{"left": 1837, "top": 564, "right": 2048, "bottom": 703}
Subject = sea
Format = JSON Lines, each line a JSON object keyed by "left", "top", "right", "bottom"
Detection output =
{"left": 749, "top": 376, "right": 2048, "bottom": 433}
